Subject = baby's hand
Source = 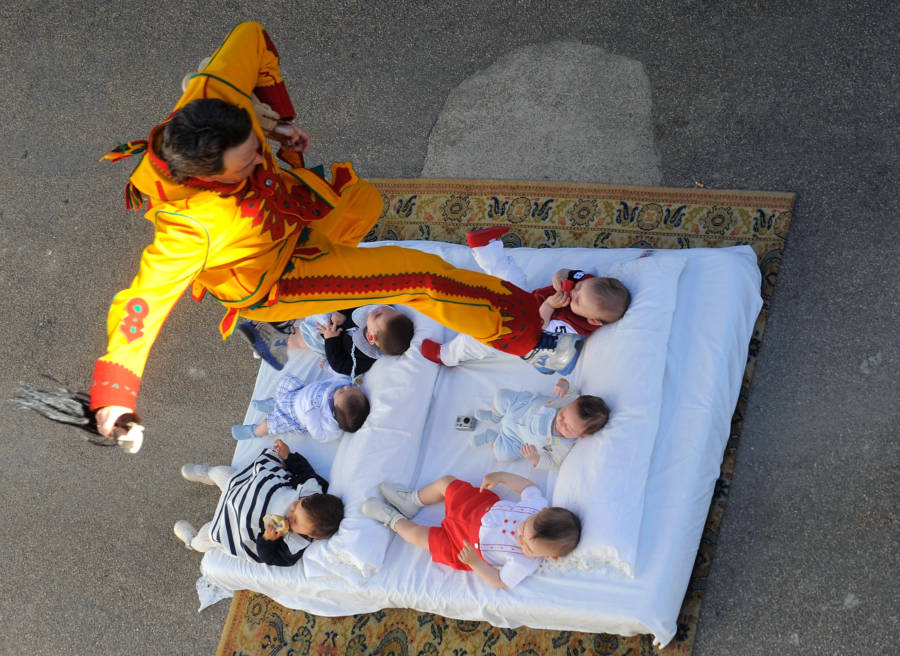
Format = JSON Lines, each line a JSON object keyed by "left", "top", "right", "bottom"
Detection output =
{"left": 316, "top": 316, "right": 343, "bottom": 339}
{"left": 262, "top": 521, "right": 287, "bottom": 541}
{"left": 551, "top": 268, "right": 570, "bottom": 291}
{"left": 272, "top": 439, "right": 290, "bottom": 460}
{"left": 554, "top": 378, "right": 570, "bottom": 397}
{"left": 480, "top": 472, "right": 502, "bottom": 492}
{"left": 329, "top": 312, "right": 346, "bottom": 327}
{"left": 545, "top": 289, "right": 570, "bottom": 309}
{"left": 457, "top": 540, "right": 481, "bottom": 567}
{"left": 520, "top": 444, "right": 540, "bottom": 467}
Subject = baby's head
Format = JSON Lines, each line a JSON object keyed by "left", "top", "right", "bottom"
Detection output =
{"left": 555, "top": 395, "right": 610, "bottom": 439}
{"left": 516, "top": 507, "right": 582, "bottom": 559}
{"left": 287, "top": 493, "right": 344, "bottom": 539}
{"left": 332, "top": 385, "right": 370, "bottom": 433}
{"left": 365, "top": 306, "right": 415, "bottom": 355}
{"left": 568, "top": 277, "right": 631, "bottom": 326}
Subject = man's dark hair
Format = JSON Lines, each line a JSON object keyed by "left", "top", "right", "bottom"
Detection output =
{"left": 576, "top": 395, "right": 611, "bottom": 434}
{"left": 378, "top": 313, "right": 415, "bottom": 355}
{"left": 533, "top": 507, "right": 582, "bottom": 556}
{"left": 333, "top": 387, "right": 370, "bottom": 433}
{"left": 301, "top": 493, "right": 345, "bottom": 539}
{"left": 159, "top": 98, "right": 253, "bottom": 182}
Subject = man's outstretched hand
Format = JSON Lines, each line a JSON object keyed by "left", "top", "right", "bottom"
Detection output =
{"left": 94, "top": 405, "right": 133, "bottom": 438}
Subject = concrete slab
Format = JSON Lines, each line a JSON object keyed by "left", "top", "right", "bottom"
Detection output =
{"left": 423, "top": 41, "right": 661, "bottom": 184}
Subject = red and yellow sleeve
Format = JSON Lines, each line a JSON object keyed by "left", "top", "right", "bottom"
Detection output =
{"left": 179, "top": 21, "right": 296, "bottom": 121}
{"left": 90, "top": 212, "right": 208, "bottom": 410}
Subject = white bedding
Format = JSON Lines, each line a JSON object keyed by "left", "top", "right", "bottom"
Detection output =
{"left": 198, "top": 242, "right": 762, "bottom": 646}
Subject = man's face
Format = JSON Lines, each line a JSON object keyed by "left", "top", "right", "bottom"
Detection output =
{"left": 199, "top": 131, "right": 264, "bottom": 184}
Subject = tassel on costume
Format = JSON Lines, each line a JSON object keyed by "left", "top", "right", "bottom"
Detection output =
{"left": 100, "top": 140, "right": 149, "bottom": 210}
{"left": 124, "top": 181, "right": 145, "bottom": 211}
{"left": 99, "top": 140, "right": 148, "bottom": 162}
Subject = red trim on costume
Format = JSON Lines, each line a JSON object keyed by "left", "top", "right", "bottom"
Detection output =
{"left": 330, "top": 163, "right": 357, "bottom": 194}
{"left": 253, "top": 81, "right": 296, "bottom": 121}
{"left": 262, "top": 30, "right": 280, "bottom": 58}
{"left": 145, "top": 126, "right": 172, "bottom": 177}
{"left": 90, "top": 360, "right": 141, "bottom": 410}
{"left": 489, "top": 280, "right": 543, "bottom": 355}
{"left": 293, "top": 246, "right": 324, "bottom": 258}
{"left": 234, "top": 162, "right": 330, "bottom": 238}
{"left": 219, "top": 308, "right": 240, "bottom": 338}
{"left": 276, "top": 272, "right": 541, "bottom": 356}
{"left": 191, "top": 282, "right": 206, "bottom": 302}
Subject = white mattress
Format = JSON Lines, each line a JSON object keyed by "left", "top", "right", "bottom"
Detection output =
{"left": 198, "top": 242, "right": 762, "bottom": 647}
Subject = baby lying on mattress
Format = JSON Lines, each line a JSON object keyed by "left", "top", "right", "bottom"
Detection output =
{"left": 421, "top": 226, "right": 631, "bottom": 374}
{"left": 470, "top": 376, "right": 610, "bottom": 469}
{"left": 363, "top": 471, "right": 581, "bottom": 589}
{"left": 173, "top": 439, "right": 343, "bottom": 567}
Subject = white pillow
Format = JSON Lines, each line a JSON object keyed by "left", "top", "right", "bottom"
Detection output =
{"left": 552, "top": 253, "right": 686, "bottom": 577}
{"left": 302, "top": 307, "right": 444, "bottom": 582}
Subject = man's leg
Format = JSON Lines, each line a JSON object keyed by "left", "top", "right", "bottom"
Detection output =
{"left": 238, "top": 178, "right": 381, "bottom": 366}
{"left": 470, "top": 238, "right": 530, "bottom": 290}
{"left": 436, "top": 333, "right": 502, "bottom": 367}
{"left": 243, "top": 234, "right": 543, "bottom": 357}
{"left": 307, "top": 178, "right": 383, "bottom": 247}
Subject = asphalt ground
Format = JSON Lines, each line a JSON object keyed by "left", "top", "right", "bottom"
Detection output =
{"left": 0, "top": 2, "right": 896, "bottom": 655}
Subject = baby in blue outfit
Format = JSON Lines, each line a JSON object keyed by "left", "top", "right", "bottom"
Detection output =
{"left": 473, "top": 378, "right": 609, "bottom": 469}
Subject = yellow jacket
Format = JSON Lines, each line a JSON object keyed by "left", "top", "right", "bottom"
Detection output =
{"left": 91, "top": 22, "right": 356, "bottom": 410}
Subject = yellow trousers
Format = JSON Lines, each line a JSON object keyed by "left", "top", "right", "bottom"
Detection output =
{"left": 241, "top": 180, "right": 541, "bottom": 355}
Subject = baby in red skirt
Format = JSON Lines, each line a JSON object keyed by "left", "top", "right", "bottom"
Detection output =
{"left": 362, "top": 471, "right": 580, "bottom": 588}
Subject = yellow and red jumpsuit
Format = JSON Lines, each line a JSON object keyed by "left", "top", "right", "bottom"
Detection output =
{"left": 90, "top": 22, "right": 540, "bottom": 412}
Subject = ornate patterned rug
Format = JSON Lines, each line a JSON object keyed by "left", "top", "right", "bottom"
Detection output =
{"left": 216, "top": 179, "right": 794, "bottom": 656}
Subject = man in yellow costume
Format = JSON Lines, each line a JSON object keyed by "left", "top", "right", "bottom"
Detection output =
{"left": 92, "top": 22, "right": 582, "bottom": 439}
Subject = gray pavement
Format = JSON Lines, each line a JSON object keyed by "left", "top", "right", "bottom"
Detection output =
{"left": 0, "top": 2, "right": 897, "bottom": 655}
